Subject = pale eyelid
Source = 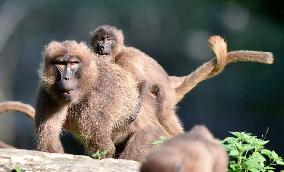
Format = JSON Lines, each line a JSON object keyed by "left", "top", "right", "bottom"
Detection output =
{"left": 69, "top": 58, "right": 80, "bottom": 63}
{"left": 54, "top": 61, "right": 65, "bottom": 65}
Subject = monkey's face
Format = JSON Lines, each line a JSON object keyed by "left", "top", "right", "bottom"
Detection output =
{"left": 40, "top": 41, "right": 98, "bottom": 105}
{"left": 50, "top": 55, "right": 82, "bottom": 103}
{"left": 93, "top": 32, "right": 116, "bottom": 55}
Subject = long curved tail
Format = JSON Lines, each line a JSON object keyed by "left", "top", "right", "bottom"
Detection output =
{"left": 0, "top": 141, "right": 15, "bottom": 148}
{"left": 0, "top": 101, "right": 35, "bottom": 119}
{"left": 0, "top": 101, "right": 35, "bottom": 148}
{"left": 173, "top": 35, "right": 273, "bottom": 103}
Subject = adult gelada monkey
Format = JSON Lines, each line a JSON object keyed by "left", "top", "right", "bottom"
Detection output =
{"left": 34, "top": 40, "right": 144, "bottom": 156}
{"left": 140, "top": 125, "right": 228, "bottom": 172}
{"left": 0, "top": 41, "right": 170, "bottom": 161}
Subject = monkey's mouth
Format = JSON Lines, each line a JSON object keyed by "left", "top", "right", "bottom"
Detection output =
{"left": 63, "top": 90, "right": 73, "bottom": 95}
{"left": 61, "top": 90, "right": 77, "bottom": 102}
{"left": 60, "top": 89, "right": 75, "bottom": 97}
{"left": 62, "top": 90, "right": 77, "bottom": 98}
{"left": 98, "top": 50, "right": 109, "bottom": 55}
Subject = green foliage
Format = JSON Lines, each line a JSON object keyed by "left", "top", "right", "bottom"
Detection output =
{"left": 11, "top": 166, "right": 23, "bottom": 172}
{"left": 222, "top": 132, "right": 284, "bottom": 172}
{"left": 90, "top": 150, "right": 108, "bottom": 160}
{"left": 152, "top": 136, "right": 168, "bottom": 145}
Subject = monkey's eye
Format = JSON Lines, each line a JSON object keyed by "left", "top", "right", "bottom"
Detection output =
{"left": 69, "top": 61, "right": 80, "bottom": 66}
{"left": 52, "top": 61, "right": 66, "bottom": 65}
{"left": 106, "top": 37, "right": 112, "bottom": 41}
{"left": 53, "top": 61, "right": 65, "bottom": 70}
{"left": 97, "top": 37, "right": 103, "bottom": 41}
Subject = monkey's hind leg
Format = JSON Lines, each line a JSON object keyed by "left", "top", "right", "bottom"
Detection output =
{"left": 154, "top": 85, "right": 183, "bottom": 135}
{"left": 119, "top": 120, "right": 170, "bottom": 162}
{"left": 77, "top": 112, "right": 116, "bottom": 158}
{"left": 84, "top": 131, "right": 116, "bottom": 158}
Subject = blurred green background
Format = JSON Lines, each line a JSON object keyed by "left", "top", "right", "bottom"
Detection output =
{"left": 0, "top": 0, "right": 283, "bottom": 156}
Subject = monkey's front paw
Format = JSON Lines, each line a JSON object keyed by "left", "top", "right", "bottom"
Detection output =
{"left": 36, "top": 143, "right": 64, "bottom": 153}
{"left": 104, "top": 142, "right": 115, "bottom": 157}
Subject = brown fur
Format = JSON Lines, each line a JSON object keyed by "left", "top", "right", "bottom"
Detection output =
{"left": 35, "top": 40, "right": 139, "bottom": 156}
{"left": 118, "top": 91, "right": 171, "bottom": 161}
{"left": 0, "top": 38, "right": 174, "bottom": 160}
{"left": 140, "top": 125, "right": 228, "bottom": 172}
{"left": 90, "top": 25, "right": 183, "bottom": 136}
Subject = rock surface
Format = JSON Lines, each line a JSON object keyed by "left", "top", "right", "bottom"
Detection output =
{"left": 0, "top": 148, "right": 141, "bottom": 172}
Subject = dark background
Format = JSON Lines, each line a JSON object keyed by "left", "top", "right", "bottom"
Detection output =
{"left": 0, "top": 0, "right": 283, "bottom": 157}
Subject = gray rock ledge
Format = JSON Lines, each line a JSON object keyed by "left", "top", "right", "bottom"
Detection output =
{"left": 0, "top": 148, "right": 140, "bottom": 172}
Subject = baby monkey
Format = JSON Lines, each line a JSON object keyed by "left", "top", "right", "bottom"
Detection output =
{"left": 91, "top": 25, "right": 123, "bottom": 56}
{"left": 90, "top": 25, "right": 183, "bottom": 136}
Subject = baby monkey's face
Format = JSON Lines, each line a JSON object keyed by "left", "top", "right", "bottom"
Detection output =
{"left": 94, "top": 31, "right": 116, "bottom": 55}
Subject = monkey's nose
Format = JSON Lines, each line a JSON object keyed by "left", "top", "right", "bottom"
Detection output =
{"left": 99, "top": 45, "right": 104, "bottom": 50}
{"left": 63, "top": 77, "right": 72, "bottom": 80}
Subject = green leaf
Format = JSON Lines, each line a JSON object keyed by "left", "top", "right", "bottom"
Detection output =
{"left": 242, "top": 145, "right": 255, "bottom": 152}
{"left": 90, "top": 150, "right": 108, "bottom": 160}
{"left": 271, "top": 151, "right": 280, "bottom": 160}
{"left": 264, "top": 166, "right": 275, "bottom": 170}
{"left": 152, "top": 136, "right": 168, "bottom": 145}
{"left": 229, "top": 150, "right": 240, "bottom": 156}
{"left": 222, "top": 131, "right": 284, "bottom": 172}
{"left": 229, "top": 161, "right": 242, "bottom": 171}
{"left": 12, "top": 166, "right": 23, "bottom": 172}
{"left": 276, "top": 159, "right": 284, "bottom": 166}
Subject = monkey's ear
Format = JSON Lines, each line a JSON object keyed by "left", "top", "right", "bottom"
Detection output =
{"left": 150, "top": 85, "right": 160, "bottom": 96}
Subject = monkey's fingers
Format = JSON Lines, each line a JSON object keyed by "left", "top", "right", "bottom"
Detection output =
{"left": 0, "top": 101, "right": 35, "bottom": 119}
{"left": 227, "top": 51, "right": 273, "bottom": 64}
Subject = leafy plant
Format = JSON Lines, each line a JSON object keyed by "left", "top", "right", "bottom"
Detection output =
{"left": 152, "top": 136, "right": 168, "bottom": 145}
{"left": 11, "top": 166, "right": 23, "bottom": 172}
{"left": 90, "top": 150, "right": 108, "bottom": 160}
{"left": 222, "top": 132, "right": 284, "bottom": 172}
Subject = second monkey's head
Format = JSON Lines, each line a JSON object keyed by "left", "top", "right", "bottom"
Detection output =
{"left": 90, "top": 25, "right": 124, "bottom": 57}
